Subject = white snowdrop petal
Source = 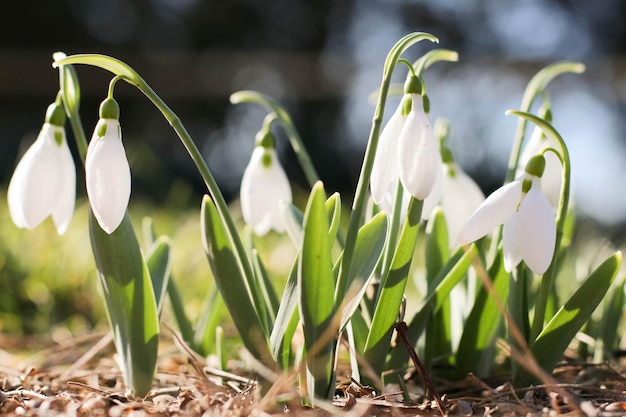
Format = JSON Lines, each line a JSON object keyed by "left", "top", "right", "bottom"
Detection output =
{"left": 516, "top": 181, "right": 556, "bottom": 274}
{"left": 421, "top": 166, "right": 444, "bottom": 221}
{"left": 370, "top": 105, "right": 404, "bottom": 204}
{"left": 398, "top": 108, "right": 441, "bottom": 200}
{"left": 8, "top": 124, "right": 65, "bottom": 229}
{"left": 503, "top": 215, "right": 522, "bottom": 272}
{"left": 456, "top": 179, "right": 523, "bottom": 246}
{"left": 51, "top": 134, "right": 76, "bottom": 235}
{"left": 440, "top": 165, "right": 485, "bottom": 244}
{"left": 86, "top": 120, "right": 131, "bottom": 234}
{"left": 240, "top": 147, "right": 292, "bottom": 236}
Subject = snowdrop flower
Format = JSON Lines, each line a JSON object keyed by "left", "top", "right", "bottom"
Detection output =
{"left": 85, "top": 98, "right": 131, "bottom": 234}
{"left": 8, "top": 101, "right": 76, "bottom": 235}
{"left": 423, "top": 146, "right": 485, "bottom": 245}
{"left": 457, "top": 155, "right": 556, "bottom": 274}
{"left": 240, "top": 130, "right": 292, "bottom": 236}
{"left": 370, "top": 79, "right": 441, "bottom": 212}
{"left": 517, "top": 124, "right": 563, "bottom": 208}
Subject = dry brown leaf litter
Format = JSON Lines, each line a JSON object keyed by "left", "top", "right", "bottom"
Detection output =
{"left": 2, "top": 332, "right": 626, "bottom": 416}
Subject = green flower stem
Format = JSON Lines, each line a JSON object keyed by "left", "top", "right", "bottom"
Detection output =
{"left": 335, "top": 32, "right": 438, "bottom": 304}
{"left": 506, "top": 110, "right": 571, "bottom": 342}
{"left": 230, "top": 90, "right": 320, "bottom": 188}
{"left": 53, "top": 54, "right": 263, "bottom": 323}
{"left": 505, "top": 61, "right": 584, "bottom": 184}
{"left": 53, "top": 52, "right": 89, "bottom": 161}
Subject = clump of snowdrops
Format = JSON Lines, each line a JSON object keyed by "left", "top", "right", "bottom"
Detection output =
{"left": 6, "top": 33, "right": 622, "bottom": 404}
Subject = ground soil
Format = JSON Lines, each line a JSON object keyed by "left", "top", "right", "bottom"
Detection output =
{"left": 1, "top": 332, "right": 626, "bottom": 416}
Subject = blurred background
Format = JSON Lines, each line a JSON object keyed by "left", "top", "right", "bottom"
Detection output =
{"left": 0, "top": 0, "right": 625, "bottom": 337}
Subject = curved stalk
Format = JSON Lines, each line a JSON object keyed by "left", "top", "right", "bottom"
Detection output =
{"left": 335, "top": 32, "right": 438, "bottom": 303}
{"left": 505, "top": 110, "right": 571, "bottom": 341}
{"left": 53, "top": 54, "right": 262, "bottom": 322}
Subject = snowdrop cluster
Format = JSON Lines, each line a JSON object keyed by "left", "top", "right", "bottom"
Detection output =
{"left": 8, "top": 95, "right": 131, "bottom": 235}
{"left": 370, "top": 89, "right": 441, "bottom": 210}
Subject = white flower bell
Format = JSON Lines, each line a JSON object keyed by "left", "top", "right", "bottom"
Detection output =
{"left": 456, "top": 154, "right": 556, "bottom": 274}
{"left": 240, "top": 130, "right": 292, "bottom": 236}
{"left": 370, "top": 75, "right": 441, "bottom": 212}
{"left": 85, "top": 98, "right": 131, "bottom": 234}
{"left": 423, "top": 146, "right": 485, "bottom": 245}
{"left": 517, "top": 124, "right": 563, "bottom": 208}
{"left": 8, "top": 102, "right": 76, "bottom": 235}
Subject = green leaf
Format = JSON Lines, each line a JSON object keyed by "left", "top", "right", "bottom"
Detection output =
{"left": 201, "top": 195, "right": 274, "bottom": 368}
{"left": 145, "top": 236, "right": 172, "bottom": 317}
{"left": 166, "top": 279, "right": 194, "bottom": 346}
{"left": 270, "top": 259, "right": 299, "bottom": 369}
{"left": 516, "top": 252, "right": 622, "bottom": 386}
{"left": 384, "top": 246, "right": 476, "bottom": 372}
{"left": 414, "top": 48, "right": 459, "bottom": 76}
{"left": 325, "top": 192, "right": 341, "bottom": 246}
{"left": 456, "top": 251, "right": 509, "bottom": 377}
{"left": 192, "top": 287, "right": 224, "bottom": 357}
{"left": 89, "top": 212, "right": 159, "bottom": 396}
{"left": 363, "top": 198, "right": 423, "bottom": 377}
{"left": 252, "top": 249, "right": 280, "bottom": 326}
{"left": 299, "top": 181, "right": 336, "bottom": 400}
{"left": 339, "top": 211, "right": 388, "bottom": 329}
{"left": 424, "top": 209, "right": 452, "bottom": 371}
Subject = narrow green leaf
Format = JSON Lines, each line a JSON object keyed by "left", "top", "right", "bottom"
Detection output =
{"left": 252, "top": 249, "right": 280, "bottom": 325}
{"left": 299, "top": 181, "right": 336, "bottom": 400}
{"left": 384, "top": 246, "right": 476, "bottom": 372}
{"left": 595, "top": 276, "right": 625, "bottom": 361}
{"left": 89, "top": 212, "right": 159, "bottom": 396}
{"left": 270, "top": 260, "right": 299, "bottom": 368}
{"left": 456, "top": 251, "right": 509, "bottom": 377}
{"left": 145, "top": 236, "right": 172, "bottom": 317}
{"left": 201, "top": 196, "right": 274, "bottom": 368}
{"left": 516, "top": 252, "right": 622, "bottom": 385}
{"left": 193, "top": 287, "right": 224, "bottom": 357}
{"left": 414, "top": 49, "right": 459, "bottom": 76}
{"left": 339, "top": 211, "right": 388, "bottom": 329}
{"left": 363, "top": 198, "right": 423, "bottom": 377}
{"left": 325, "top": 192, "right": 341, "bottom": 245}
{"left": 166, "top": 279, "right": 194, "bottom": 346}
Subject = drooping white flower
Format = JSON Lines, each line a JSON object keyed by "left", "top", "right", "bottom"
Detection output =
{"left": 423, "top": 160, "right": 485, "bottom": 246}
{"left": 370, "top": 93, "right": 441, "bottom": 212}
{"left": 240, "top": 146, "right": 292, "bottom": 236}
{"left": 517, "top": 125, "right": 563, "bottom": 208}
{"left": 399, "top": 94, "right": 442, "bottom": 200}
{"left": 8, "top": 103, "right": 76, "bottom": 235}
{"left": 456, "top": 155, "right": 556, "bottom": 274}
{"left": 86, "top": 118, "right": 131, "bottom": 234}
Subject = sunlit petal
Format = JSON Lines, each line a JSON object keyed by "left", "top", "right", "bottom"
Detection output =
{"left": 86, "top": 119, "right": 131, "bottom": 234}
{"left": 51, "top": 135, "right": 76, "bottom": 235}
{"left": 516, "top": 179, "right": 556, "bottom": 274}
{"left": 440, "top": 164, "right": 485, "bottom": 244}
{"left": 503, "top": 215, "right": 522, "bottom": 272}
{"left": 399, "top": 97, "right": 441, "bottom": 200}
{"left": 421, "top": 166, "right": 444, "bottom": 221}
{"left": 8, "top": 124, "right": 66, "bottom": 230}
{"left": 370, "top": 104, "right": 404, "bottom": 204}
{"left": 456, "top": 179, "right": 522, "bottom": 246}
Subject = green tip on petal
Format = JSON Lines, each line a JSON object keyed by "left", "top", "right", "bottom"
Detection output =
{"left": 255, "top": 130, "right": 276, "bottom": 149}
{"left": 403, "top": 74, "right": 422, "bottom": 95}
{"left": 440, "top": 146, "right": 454, "bottom": 164}
{"left": 525, "top": 154, "right": 546, "bottom": 178}
{"left": 401, "top": 95, "right": 413, "bottom": 116}
{"left": 99, "top": 98, "right": 120, "bottom": 120}
{"left": 45, "top": 102, "right": 66, "bottom": 127}
{"left": 422, "top": 94, "right": 430, "bottom": 114}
